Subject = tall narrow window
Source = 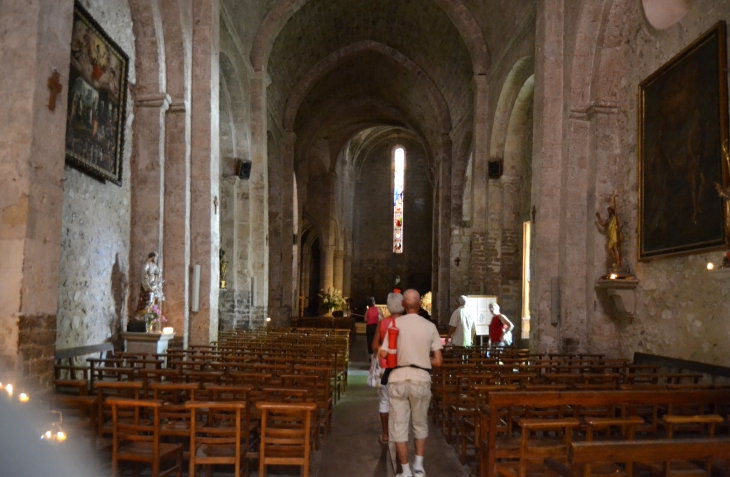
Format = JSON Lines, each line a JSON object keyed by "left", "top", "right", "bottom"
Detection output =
{"left": 393, "top": 147, "right": 405, "bottom": 253}
{"left": 521, "top": 220, "right": 531, "bottom": 339}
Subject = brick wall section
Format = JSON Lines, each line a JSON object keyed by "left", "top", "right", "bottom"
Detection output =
{"left": 17, "top": 314, "right": 56, "bottom": 390}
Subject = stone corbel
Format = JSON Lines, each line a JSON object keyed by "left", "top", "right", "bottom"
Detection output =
{"left": 135, "top": 92, "right": 172, "bottom": 111}
{"left": 595, "top": 278, "right": 639, "bottom": 322}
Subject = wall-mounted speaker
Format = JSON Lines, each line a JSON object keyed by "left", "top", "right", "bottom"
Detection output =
{"left": 488, "top": 160, "right": 503, "bottom": 179}
{"left": 238, "top": 159, "right": 252, "bottom": 180}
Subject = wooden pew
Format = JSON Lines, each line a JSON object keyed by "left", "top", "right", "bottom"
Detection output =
{"left": 54, "top": 342, "right": 115, "bottom": 395}
{"left": 544, "top": 438, "right": 730, "bottom": 477}
{"left": 478, "top": 389, "right": 730, "bottom": 477}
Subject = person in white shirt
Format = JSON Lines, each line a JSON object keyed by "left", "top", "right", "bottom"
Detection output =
{"left": 445, "top": 295, "right": 475, "bottom": 347}
{"left": 379, "top": 289, "right": 443, "bottom": 477}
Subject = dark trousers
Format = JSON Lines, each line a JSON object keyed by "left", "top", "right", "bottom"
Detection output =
{"left": 366, "top": 323, "right": 378, "bottom": 355}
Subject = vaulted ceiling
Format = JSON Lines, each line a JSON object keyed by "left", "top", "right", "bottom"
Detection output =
{"left": 262, "top": 0, "right": 477, "bottom": 168}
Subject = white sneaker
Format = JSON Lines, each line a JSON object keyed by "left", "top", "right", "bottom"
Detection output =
{"left": 396, "top": 474, "right": 413, "bottom": 477}
{"left": 413, "top": 469, "right": 426, "bottom": 477}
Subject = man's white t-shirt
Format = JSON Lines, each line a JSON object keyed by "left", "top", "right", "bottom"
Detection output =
{"left": 381, "top": 313, "right": 442, "bottom": 383}
{"left": 449, "top": 306, "right": 475, "bottom": 346}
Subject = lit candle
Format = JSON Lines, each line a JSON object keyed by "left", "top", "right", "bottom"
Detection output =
{"left": 609, "top": 273, "right": 617, "bottom": 280}
{"left": 266, "top": 317, "right": 272, "bottom": 322}
{"left": 707, "top": 262, "right": 715, "bottom": 270}
{"left": 163, "top": 327, "right": 174, "bottom": 334}
{"left": 6, "top": 384, "right": 13, "bottom": 397}
{"left": 19, "top": 393, "right": 29, "bottom": 403}
{"left": 56, "top": 431, "right": 67, "bottom": 442}
{"left": 44, "top": 431, "right": 52, "bottom": 439}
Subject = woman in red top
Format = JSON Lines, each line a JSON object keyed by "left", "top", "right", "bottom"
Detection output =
{"left": 488, "top": 302, "right": 514, "bottom": 349}
{"left": 371, "top": 292, "right": 403, "bottom": 444}
{"left": 365, "top": 297, "right": 381, "bottom": 357}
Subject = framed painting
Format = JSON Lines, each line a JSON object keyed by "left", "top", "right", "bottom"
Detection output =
{"left": 639, "top": 21, "right": 730, "bottom": 261}
{"left": 64, "top": 2, "right": 129, "bottom": 186}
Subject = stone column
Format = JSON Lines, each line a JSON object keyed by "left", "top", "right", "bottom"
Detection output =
{"left": 321, "top": 244, "right": 335, "bottom": 292}
{"left": 163, "top": 99, "right": 190, "bottom": 346}
{"left": 437, "top": 135, "right": 453, "bottom": 323}
{"left": 469, "top": 75, "right": 490, "bottom": 295}
{"left": 333, "top": 250, "right": 345, "bottom": 292}
{"left": 531, "top": 0, "right": 565, "bottom": 352}
{"left": 342, "top": 253, "right": 352, "bottom": 298}
{"left": 267, "top": 134, "right": 283, "bottom": 323}
{"left": 249, "top": 72, "right": 269, "bottom": 325}
{"left": 300, "top": 247, "right": 311, "bottom": 312}
{"left": 0, "top": 0, "right": 72, "bottom": 388}
{"left": 129, "top": 93, "right": 170, "bottom": 320}
{"left": 431, "top": 177, "right": 440, "bottom": 315}
{"left": 281, "top": 131, "right": 296, "bottom": 321}
{"left": 189, "top": 0, "right": 220, "bottom": 345}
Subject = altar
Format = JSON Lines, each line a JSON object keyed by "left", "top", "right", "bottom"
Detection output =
{"left": 121, "top": 331, "right": 175, "bottom": 361}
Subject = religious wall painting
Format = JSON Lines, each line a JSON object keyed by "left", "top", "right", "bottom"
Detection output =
{"left": 638, "top": 21, "right": 730, "bottom": 261}
{"left": 64, "top": 2, "right": 129, "bottom": 186}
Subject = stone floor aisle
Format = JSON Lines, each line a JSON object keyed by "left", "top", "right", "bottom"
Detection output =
{"left": 315, "top": 340, "right": 471, "bottom": 477}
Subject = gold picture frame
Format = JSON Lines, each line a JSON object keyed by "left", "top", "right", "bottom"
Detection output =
{"left": 638, "top": 21, "right": 730, "bottom": 261}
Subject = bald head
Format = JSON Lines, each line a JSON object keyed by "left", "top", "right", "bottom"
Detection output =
{"left": 402, "top": 289, "right": 421, "bottom": 314}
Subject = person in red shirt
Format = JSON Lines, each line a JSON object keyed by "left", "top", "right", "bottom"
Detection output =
{"left": 488, "top": 303, "right": 514, "bottom": 349}
{"left": 365, "top": 297, "right": 381, "bottom": 358}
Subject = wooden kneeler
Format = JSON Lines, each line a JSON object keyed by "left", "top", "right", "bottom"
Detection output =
{"left": 256, "top": 401, "right": 318, "bottom": 477}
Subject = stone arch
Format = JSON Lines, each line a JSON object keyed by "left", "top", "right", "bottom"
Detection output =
{"left": 250, "top": 0, "right": 489, "bottom": 74}
{"left": 489, "top": 56, "right": 534, "bottom": 160}
{"left": 128, "top": 0, "right": 166, "bottom": 94}
{"left": 158, "top": 0, "right": 189, "bottom": 101}
{"left": 283, "top": 40, "right": 452, "bottom": 134}
{"left": 503, "top": 75, "right": 535, "bottom": 180}
{"left": 451, "top": 129, "right": 473, "bottom": 226}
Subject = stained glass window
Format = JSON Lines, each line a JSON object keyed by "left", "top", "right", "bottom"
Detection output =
{"left": 393, "top": 147, "right": 405, "bottom": 253}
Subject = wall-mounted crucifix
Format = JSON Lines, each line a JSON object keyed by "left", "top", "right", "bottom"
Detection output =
{"left": 213, "top": 195, "right": 218, "bottom": 214}
{"left": 455, "top": 257, "right": 461, "bottom": 267}
{"left": 47, "top": 70, "right": 63, "bottom": 111}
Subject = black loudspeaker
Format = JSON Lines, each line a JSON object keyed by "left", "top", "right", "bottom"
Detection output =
{"left": 488, "top": 160, "right": 503, "bottom": 179}
{"left": 238, "top": 159, "right": 252, "bottom": 179}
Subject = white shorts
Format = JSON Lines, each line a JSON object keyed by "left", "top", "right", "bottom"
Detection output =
{"left": 379, "top": 383, "right": 390, "bottom": 413}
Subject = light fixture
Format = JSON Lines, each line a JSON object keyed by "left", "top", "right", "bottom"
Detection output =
{"left": 266, "top": 317, "right": 272, "bottom": 322}
{"left": 6, "top": 384, "right": 13, "bottom": 396}
{"left": 19, "top": 393, "right": 29, "bottom": 403}
{"left": 609, "top": 273, "right": 618, "bottom": 280}
{"left": 707, "top": 262, "right": 715, "bottom": 270}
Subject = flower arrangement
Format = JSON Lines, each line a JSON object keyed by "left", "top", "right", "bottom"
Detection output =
{"left": 319, "top": 288, "right": 347, "bottom": 313}
{"left": 144, "top": 304, "right": 167, "bottom": 332}
{"left": 421, "top": 292, "right": 432, "bottom": 314}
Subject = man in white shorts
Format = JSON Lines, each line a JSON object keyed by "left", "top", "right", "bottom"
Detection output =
{"left": 380, "top": 289, "right": 443, "bottom": 477}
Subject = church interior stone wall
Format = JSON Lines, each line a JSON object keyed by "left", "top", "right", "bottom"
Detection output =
{"left": 5, "top": 0, "right": 730, "bottom": 391}
{"left": 351, "top": 139, "right": 433, "bottom": 312}
{"left": 56, "top": 0, "right": 135, "bottom": 353}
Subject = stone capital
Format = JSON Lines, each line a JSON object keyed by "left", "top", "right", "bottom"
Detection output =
{"left": 168, "top": 99, "right": 188, "bottom": 114}
{"left": 135, "top": 92, "right": 172, "bottom": 111}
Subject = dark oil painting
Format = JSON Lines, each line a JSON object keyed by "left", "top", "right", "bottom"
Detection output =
{"left": 64, "top": 3, "right": 128, "bottom": 186}
{"left": 639, "top": 22, "right": 729, "bottom": 260}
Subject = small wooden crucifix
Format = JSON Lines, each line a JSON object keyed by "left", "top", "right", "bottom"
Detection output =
{"left": 213, "top": 195, "right": 219, "bottom": 214}
{"left": 47, "top": 70, "right": 63, "bottom": 111}
{"left": 455, "top": 256, "right": 461, "bottom": 267}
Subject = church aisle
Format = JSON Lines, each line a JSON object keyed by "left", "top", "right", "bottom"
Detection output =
{"left": 315, "top": 341, "right": 470, "bottom": 477}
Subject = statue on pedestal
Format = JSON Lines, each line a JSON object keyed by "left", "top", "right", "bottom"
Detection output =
{"left": 596, "top": 192, "right": 632, "bottom": 279}
{"left": 135, "top": 252, "right": 164, "bottom": 316}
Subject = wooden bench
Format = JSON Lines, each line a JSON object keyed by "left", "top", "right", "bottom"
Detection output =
{"left": 479, "top": 389, "right": 730, "bottom": 477}
{"left": 544, "top": 438, "right": 730, "bottom": 477}
{"left": 54, "top": 342, "right": 115, "bottom": 395}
